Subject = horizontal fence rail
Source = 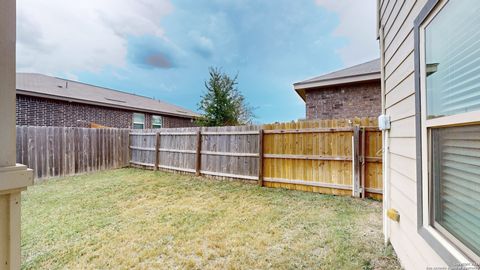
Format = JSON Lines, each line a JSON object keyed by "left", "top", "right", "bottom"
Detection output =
{"left": 16, "top": 126, "right": 130, "bottom": 182}
{"left": 130, "top": 117, "right": 383, "bottom": 199}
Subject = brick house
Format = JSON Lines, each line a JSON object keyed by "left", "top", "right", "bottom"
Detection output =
{"left": 16, "top": 73, "right": 199, "bottom": 129}
{"left": 293, "top": 59, "right": 381, "bottom": 120}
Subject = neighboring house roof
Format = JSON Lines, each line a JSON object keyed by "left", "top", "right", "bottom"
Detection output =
{"left": 293, "top": 58, "right": 381, "bottom": 100}
{"left": 16, "top": 73, "right": 200, "bottom": 118}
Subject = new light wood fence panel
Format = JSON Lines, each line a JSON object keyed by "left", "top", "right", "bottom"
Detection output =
{"left": 364, "top": 128, "right": 383, "bottom": 199}
{"left": 16, "top": 126, "right": 130, "bottom": 182}
{"left": 262, "top": 120, "right": 353, "bottom": 196}
{"left": 262, "top": 118, "right": 382, "bottom": 198}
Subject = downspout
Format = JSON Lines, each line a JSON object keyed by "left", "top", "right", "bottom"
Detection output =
{"left": 379, "top": 25, "right": 390, "bottom": 245}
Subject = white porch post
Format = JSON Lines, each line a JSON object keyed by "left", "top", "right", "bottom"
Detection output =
{"left": 0, "top": 0, "right": 34, "bottom": 269}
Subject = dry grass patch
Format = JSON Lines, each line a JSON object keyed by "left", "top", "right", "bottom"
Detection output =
{"left": 22, "top": 168, "right": 400, "bottom": 269}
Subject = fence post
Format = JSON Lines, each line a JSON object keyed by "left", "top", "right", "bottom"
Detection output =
{"left": 352, "top": 125, "right": 361, "bottom": 197}
{"left": 154, "top": 132, "right": 160, "bottom": 171}
{"left": 195, "top": 130, "right": 202, "bottom": 176}
{"left": 258, "top": 129, "right": 264, "bottom": 186}
{"left": 361, "top": 127, "right": 366, "bottom": 198}
{"left": 127, "top": 130, "right": 131, "bottom": 165}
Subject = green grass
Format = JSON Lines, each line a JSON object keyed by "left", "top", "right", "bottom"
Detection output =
{"left": 22, "top": 168, "right": 401, "bottom": 269}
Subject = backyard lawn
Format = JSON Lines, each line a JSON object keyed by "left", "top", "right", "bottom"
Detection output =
{"left": 21, "top": 168, "right": 400, "bottom": 269}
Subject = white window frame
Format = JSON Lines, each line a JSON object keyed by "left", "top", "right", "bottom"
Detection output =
{"left": 132, "top": 113, "right": 145, "bottom": 129}
{"left": 151, "top": 115, "right": 162, "bottom": 129}
{"left": 419, "top": 0, "right": 480, "bottom": 263}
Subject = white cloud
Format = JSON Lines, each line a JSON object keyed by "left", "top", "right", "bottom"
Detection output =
{"left": 16, "top": 0, "right": 173, "bottom": 75}
{"left": 315, "top": 0, "right": 379, "bottom": 66}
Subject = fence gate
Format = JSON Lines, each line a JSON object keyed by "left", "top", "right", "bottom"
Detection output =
{"left": 260, "top": 119, "right": 382, "bottom": 199}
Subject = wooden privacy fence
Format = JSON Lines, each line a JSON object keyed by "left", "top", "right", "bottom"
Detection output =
{"left": 262, "top": 118, "right": 383, "bottom": 199}
{"left": 130, "top": 125, "right": 260, "bottom": 180}
{"left": 130, "top": 118, "right": 383, "bottom": 199}
{"left": 16, "top": 126, "right": 130, "bottom": 181}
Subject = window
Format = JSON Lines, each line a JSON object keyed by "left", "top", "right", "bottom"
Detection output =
{"left": 132, "top": 113, "right": 145, "bottom": 129}
{"left": 425, "top": 0, "right": 480, "bottom": 119}
{"left": 431, "top": 126, "right": 480, "bottom": 260}
{"left": 420, "top": 0, "right": 480, "bottom": 262}
{"left": 152, "top": 115, "right": 162, "bottom": 129}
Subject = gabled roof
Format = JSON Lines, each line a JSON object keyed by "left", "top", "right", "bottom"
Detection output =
{"left": 16, "top": 73, "right": 200, "bottom": 118}
{"left": 293, "top": 58, "right": 381, "bottom": 100}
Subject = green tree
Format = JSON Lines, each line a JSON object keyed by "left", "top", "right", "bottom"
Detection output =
{"left": 197, "top": 67, "right": 254, "bottom": 126}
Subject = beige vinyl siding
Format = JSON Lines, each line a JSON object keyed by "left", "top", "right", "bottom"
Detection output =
{"left": 390, "top": 138, "right": 416, "bottom": 159}
{"left": 379, "top": 0, "right": 447, "bottom": 268}
{"left": 382, "top": 0, "right": 398, "bottom": 28}
{"left": 386, "top": 94, "right": 416, "bottom": 122}
{"left": 390, "top": 153, "right": 417, "bottom": 180}
{"left": 389, "top": 117, "right": 416, "bottom": 138}
{"left": 390, "top": 169, "right": 417, "bottom": 205}
{"left": 384, "top": 0, "right": 421, "bottom": 52}
{"left": 385, "top": 73, "right": 415, "bottom": 108}
{"left": 383, "top": 0, "right": 406, "bottom": 35}
{"left": 385, "top": 52, "right": 414, "bottom": 91}
{"left": 384, "top": 0, "right": 413, "bottom": 38}
{"left": 389, "top": 195, "right": 446, "bottom": 267}
{"left": 379, "top": 0, "right": 392, "bottom": 20}
{"left": 391, "top": 185, "right": 417, "bottom": 226}
{"left": 385, "top": 31, "right": 414, "bottom": 78}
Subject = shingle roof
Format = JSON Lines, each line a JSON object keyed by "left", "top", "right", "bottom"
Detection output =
{"left": 16, "top": 73, "right": 200, "bottom": 118}
{"left": 293, "top": 58, "right": 381, "bottom": 100}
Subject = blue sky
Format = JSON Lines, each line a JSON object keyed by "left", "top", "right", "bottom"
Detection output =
{"left": 17, "top": 0, "right": 378, "bottom": 123}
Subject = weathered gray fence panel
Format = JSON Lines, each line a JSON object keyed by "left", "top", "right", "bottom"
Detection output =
{"left": 200, "top": 125, "right": 260, "bottom": 179}
{"left": 129, "top": 126, "right": 260, "bottom": 180}
{"left": 16, "top": 126, "right": 130, "bottom": 182}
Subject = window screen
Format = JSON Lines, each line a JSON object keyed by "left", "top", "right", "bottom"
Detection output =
{"left": 425, "top": 0, "right": 480, "bottom": 119}
{"left": 432, "top": 125, "right": 480, "bottom": 257}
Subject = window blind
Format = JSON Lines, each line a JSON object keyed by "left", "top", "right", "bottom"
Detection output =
{"left": 433, "top": 125, "right": 480, "bottom": 256}
{"left": 425, "top": 0, "right": 480, "bottom": 118}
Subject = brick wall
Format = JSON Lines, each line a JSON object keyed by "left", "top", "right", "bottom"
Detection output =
{"left": 16, "top": 94, "right": 195, "bottom": 128}
{"left": 305, "top": 81, "right": 381, "bottom": 120}
{"left": 163, "top": 115, "right": 195, "bottom": 128}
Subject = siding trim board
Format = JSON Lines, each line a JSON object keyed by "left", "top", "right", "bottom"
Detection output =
{"left": 414, "top": 0, "right": 460, "bottom": 265}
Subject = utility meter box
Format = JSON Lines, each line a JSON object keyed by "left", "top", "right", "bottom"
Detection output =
{"left": 378, "top": 114, "right": 391, "bottom": 131}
